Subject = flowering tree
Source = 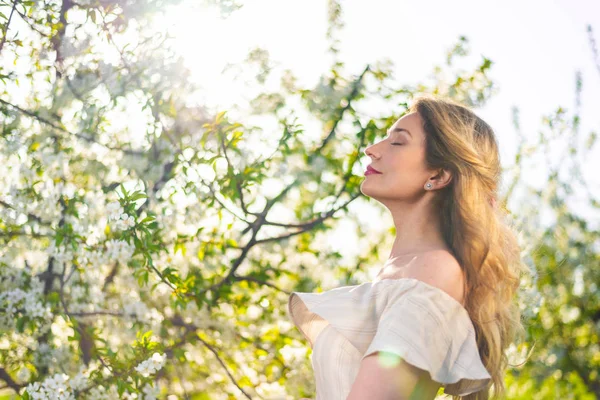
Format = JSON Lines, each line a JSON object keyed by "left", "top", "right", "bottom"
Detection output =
{"left": 0, "top": 0, "right": 598, "bottom": 399}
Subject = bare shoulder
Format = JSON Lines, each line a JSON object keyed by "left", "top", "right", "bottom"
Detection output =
{"left": 404, "top": 249, "right": 465, "bottom": 305}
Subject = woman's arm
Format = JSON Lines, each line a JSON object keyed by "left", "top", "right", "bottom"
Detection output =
{"left": 346, "top": 352, "right": 440, "bottom": 400}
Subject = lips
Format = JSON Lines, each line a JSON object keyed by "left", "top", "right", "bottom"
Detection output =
{"left": 366, "top": 165, "right": 382, "bottom": 174}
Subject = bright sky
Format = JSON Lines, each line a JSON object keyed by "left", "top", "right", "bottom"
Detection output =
{"left": 160, "top": 0, "right": 600, "bottom": 269}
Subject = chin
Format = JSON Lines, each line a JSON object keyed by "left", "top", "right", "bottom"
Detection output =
{"left": 359, "top": 181, "right": 378, "bottom": 198}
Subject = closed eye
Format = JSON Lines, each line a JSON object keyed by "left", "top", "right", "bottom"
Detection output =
{"left": 391, "top": 143, "right": 403, "bottom": 146}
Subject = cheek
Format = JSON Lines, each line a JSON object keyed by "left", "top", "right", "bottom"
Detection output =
{"left": 386, "top": 153, "right": 428, "bottom": 184}
{"left": 390, "top": 151, "right": 425, "bottom": 174}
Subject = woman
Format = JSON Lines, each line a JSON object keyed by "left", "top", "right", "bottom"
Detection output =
{"left": 288, "top": 96, "right": 527, "bottom": 400}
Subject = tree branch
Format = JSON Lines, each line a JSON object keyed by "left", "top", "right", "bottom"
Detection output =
{"left": 170, "top": 316, "right": 254, "bottom": 399}
{"left": 253, "top": 192, "right": 360, "bottom": 245}
{"left": 587, "top": 25, "right": 600, "bottom": 78}
{"left": 0, "top": 367, "right": 23, "bottom": 393}
{"left": 313, "top": 65, "right": 370, "bottom": 154}
{"left": 14, "top": 6, "right": 50, "bottom": 38}
{"left": 233, "top": 274, "right": 291, "bottom": 295}
{"left": 0, "top": 0, "right": 18, "bottom": 55}
{"left": 0, "top": 98, "right": 144, "bottom": 155}
{"left": 216, "top": 123, "right": 252, "bottom": 217}
{"left": 196, "top": 68, "right": 370, "bottom": 302}
{"left": 68, "top": 310, "right": 124, "bottom": 317}
{"left": 49, "top": 0, "right": 73, "bottom": 74}
{"left": 0, "top": 199, "right": 46, "bottom": 224}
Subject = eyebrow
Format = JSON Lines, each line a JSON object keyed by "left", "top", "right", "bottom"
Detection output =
{"left": 386, "top": 127, "right": 412, "bottom": 138}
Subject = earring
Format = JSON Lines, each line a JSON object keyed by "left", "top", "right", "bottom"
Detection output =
{"left": 425, "top": 183, "right": 433, "bottom": 190}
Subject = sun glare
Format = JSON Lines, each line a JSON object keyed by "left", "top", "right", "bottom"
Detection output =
{"left": 158, "top": 2, "right": 251, "bottom": 110}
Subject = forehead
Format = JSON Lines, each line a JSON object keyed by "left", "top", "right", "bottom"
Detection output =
{"left": 390, "top": 112, "right": 423, "bottom": 136}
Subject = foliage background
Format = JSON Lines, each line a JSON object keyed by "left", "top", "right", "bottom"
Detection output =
{"left": 0, "top": 0, "right": 598, "bottom": 399}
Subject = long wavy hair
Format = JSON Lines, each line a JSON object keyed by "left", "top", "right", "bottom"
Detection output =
{"left": 409, "top": 96, "right": 527, "bottom": 399}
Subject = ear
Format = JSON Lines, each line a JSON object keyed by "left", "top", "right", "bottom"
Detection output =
{"left": 428, "top": 168, "right": 453, "bottom": 190}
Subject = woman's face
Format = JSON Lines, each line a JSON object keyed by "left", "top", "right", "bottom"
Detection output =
{"left": 360, "top": 112, "right": 434, "bottom": 204}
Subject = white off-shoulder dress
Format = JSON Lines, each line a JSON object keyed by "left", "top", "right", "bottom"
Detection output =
{"left": 287, "top": 278, "right": 491, "bottom": 399}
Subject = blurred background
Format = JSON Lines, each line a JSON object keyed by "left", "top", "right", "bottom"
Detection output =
{"left": 0, "top": 0, "right": 599, "bottom": 399}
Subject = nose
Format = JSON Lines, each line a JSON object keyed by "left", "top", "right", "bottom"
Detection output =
{"left": 364, "top": 144, "right": 379, "bottom": 159}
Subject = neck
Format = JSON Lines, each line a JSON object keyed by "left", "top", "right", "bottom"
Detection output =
{"left": 386, "top": 200, "right": 449, "bottom": 259}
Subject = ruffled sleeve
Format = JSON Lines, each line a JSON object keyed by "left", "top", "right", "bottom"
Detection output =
{"left": 360, "top": 279, "right": 492, "bottom": 396}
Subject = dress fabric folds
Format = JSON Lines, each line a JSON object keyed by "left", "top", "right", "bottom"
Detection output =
{"left": 287, "top": 278, "right": 491, "bottom": 400}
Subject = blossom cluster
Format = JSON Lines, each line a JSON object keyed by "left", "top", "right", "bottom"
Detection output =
{"left": 121, "top": 383, "right": 161, "bottom": 400}
{"left": 106, "top": 201, "right": 136, "bottom": 231}
{"left": 0, "top": 275, "right": 51, "bottom": 327}
{"left": 23, "top": 368, "right": 163, "bottom": 399}
{"left": 134, "top": 352, "right": 167, "bottom": 377}
{"left": 105, "top": 239, "right": 136, "bottom": 264}
{"left": 25, "top": 373, "right": 76, "bottom": 400}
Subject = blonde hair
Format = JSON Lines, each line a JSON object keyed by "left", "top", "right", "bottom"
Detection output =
{"left": 409, "top": 96, "right": 527, "bottom": 399}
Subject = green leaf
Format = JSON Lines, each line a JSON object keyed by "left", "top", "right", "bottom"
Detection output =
{"left": 130, "top": 192, "right": 148, "bottom": 201}
{"left": 16, "top": 316, "right": 26, "bottom": 333}
{"left": 47, "top": 291, "right": 60, "bottom": 305}
{"left": 116, "top": 379, "right": 126, "bottom": 396}
{"left": 215, "top": 110, "right": 227, "bottom": 124}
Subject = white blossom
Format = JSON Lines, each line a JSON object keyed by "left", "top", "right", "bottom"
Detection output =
{"left": 279, "top": 344, "right": 308, "bottom": 363}
{"left": 113, "top": 213, "right": 136, "bottom": 230}
{"left": 141, "top": 383, "right": 160, "bottom": 400}
{"left": 1, "top": 288, "right": 26, "bottom": 314}
{"left": 68, "top": 370, "right": 88, "bottom": 391}
{"left": 123, "top": 300, "right": 150, "bottom": 321}
{"left": 106, "top": 201, "right": 124, "bottom": 220}
{"left": 17, "top": 366, "right": 31, "bottom": 382}
{"left": 25, "top": 382, "right": 42, "bottom": 399}
{"left": 70, "top": 285, "right": 86, "bottom": 300}
{"left": 105, "top": 239, "right": 136, "bottom": 263}
{"left": 134, "top": 352, "right": 166, "bottom": 377}
{"left": 0, "top": 286, "right": 51, "bottom": 321}
{"left": 246, "top": 304, "right": 262, "bottom": 319}
{"left": 25, "top": 373, "right": 75, "bottom": 400}
{"left": 51, "top": 245, "right": 75, "bottom": 269}
{"left": 24, "top": 296, "right": 51, "bottom": 319}
{"left": 19, "top": 161, "right": 38, "bottom": 182}
{"left": 87, "top": 384, "right": 120, "bottom": 400}
{"left": 255, "top": 380, "right": 287, "bottom": 398}
{"left": 80, "top": 248, "right": 108, "bottom": 268}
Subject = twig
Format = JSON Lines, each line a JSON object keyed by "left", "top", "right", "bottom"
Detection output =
{"left": 68, "top": 310, "right": 124, "bottom": 317}
{"left": 253, "top": 193, "right": 359, "bottom": 245}
{"left": 313, "top": 65, "right": 370, "bottom": 154}
{"left": 0, "top": 0, "right": 18, "bottom": 54}
{"left": 233, "top": 275, "right": 291, "bottom": 294}
{"left": 0, "top": 199, "right": 46, "bottom": 224}
{"left": 216, "top": 123, "right": 252, "bottom": 216}
{"left": 0, "top": 98, "right": 144, "bottom": 156}
{"left": 587, "top": 25, "right": 600, "bottom": 78}
{"left": 194, "top": 336, "right": 253, "bottom": 399}
{"left": 14, "top": 6, "right": 50, "bottom": 38}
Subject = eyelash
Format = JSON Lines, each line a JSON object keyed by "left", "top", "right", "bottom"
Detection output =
{"left": 391, "top": 143, "right": 403, "bottom": 146}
